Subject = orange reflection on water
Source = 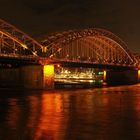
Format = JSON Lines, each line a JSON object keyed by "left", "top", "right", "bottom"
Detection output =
{"left": 2, "top": 85, "right": 140, "bottom": 140}
{"left": 33, "top": 94, "right": 64, "bottom": 140}
{"left": 27, "top": 96, "right": 41, "bottom": 129}
{"left": 7, "top": 99, "right": 20, "bottom": 129}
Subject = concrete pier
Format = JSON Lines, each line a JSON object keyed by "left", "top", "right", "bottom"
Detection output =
{"left": 0, "top": 65, "right": 44, "bottom": 89}
{"left": 106, "top": 70, "right": 138, "bottom": 85}
{"left": 138, "top": 70, "right": 140, "bottom": 82}
{"left": 20, "top": 65, "right": 44, "bottom": 89}
{"left": 0, "top": 64, "right": 56, "bottom": 89}
{"left": 43, "top": 65, "right": 54, "bottom": 89}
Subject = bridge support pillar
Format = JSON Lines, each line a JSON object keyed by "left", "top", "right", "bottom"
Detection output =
{"left": 43, "top": 65, "right": 55, "bottom": 89}
{"left": 138, "top": 70, "right": 140, "bottom": 82}
{"left": 0, "top": 65, "right": 55, "bottom": 89}
{"left": 20, "top": 65, "right": 44, "bottom": 89}
{"left": 106, "top": 70, "right": 138, "bottom": 85}
{"left": 21, "top": 64, "right": 55, "bottom": 89}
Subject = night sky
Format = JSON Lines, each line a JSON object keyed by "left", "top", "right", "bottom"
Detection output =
{"left": 0, "top": 0, "right": 140, "bottom": 53}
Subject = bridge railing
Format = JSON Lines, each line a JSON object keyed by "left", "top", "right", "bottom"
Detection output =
{"left": 39, "top": 57, "right": 136, "bottom": 68}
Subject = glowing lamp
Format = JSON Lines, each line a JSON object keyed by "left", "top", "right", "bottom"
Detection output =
{"left": 56, "top": 64, "right": 61, "bottom": 68}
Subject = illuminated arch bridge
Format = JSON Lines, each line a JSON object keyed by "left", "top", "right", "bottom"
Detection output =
{"left": 0, "top": 19, "right": 139, "bottom": 68}
{"left": 41, "top": 29, "right": 138, "bottom": 67}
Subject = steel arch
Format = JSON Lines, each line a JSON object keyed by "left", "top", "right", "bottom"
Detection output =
{"left": 0, "top": 19, "right": 43, "bottom": 56}
{"left": 41, "top": 28, "right": 137, "bottom": 66}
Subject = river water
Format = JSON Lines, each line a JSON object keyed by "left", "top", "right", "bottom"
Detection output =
{"left": 0, "top": 84, "right": 140, "bottom": 140}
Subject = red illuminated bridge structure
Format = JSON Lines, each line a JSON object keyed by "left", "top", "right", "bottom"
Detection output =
{"left": 0, "top": 18, "right": 140, "bottom": 70}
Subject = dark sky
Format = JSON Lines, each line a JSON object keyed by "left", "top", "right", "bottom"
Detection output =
{"left": 0, "top": 0, "right": 140, "bottom": 53}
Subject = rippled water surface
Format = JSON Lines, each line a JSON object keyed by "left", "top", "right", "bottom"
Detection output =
{"left": 0, "top": 84, "right": 140, "bottom": 140}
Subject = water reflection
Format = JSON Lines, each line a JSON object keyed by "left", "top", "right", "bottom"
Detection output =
{"left": 0, "top": 84, "right": 140, "bottom": 139}
{"left": 7, "top": 98, "right": 20, "bottom": 130}
{"left": 33, "top": 94, "right": 65, "bottom": 140}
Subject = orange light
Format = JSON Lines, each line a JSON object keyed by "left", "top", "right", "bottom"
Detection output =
{"left": 33, "top": 94, "right": 63, "bottom": 139}
{"left": 44, "top": 65, "right": 54, "bottom": 76}
{"left": 43, "top": 65, "right": 54, "bottom": 89}
{"left": 56, "top": 64, "right": 60, "bottom": 68}
{"left": 103, "top": 70, "right": 107, "bottom": 81}
{"left": 138, "top": 70, "right": 140, "bottom": 81}
{"left": 102, "top": 82, "right": 107, "bottom": 86}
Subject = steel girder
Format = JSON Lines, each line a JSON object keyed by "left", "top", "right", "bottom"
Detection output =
{"left": 41, "top": 28, "right": 137, "bottom": 66}
{"left": 0, "top": 19, "right": 43, "bottom": 56}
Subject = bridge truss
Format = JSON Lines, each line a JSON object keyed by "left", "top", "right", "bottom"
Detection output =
{"left": 41, "top": 29, "right": 138, "bottom": 67}
{"left": 0, "top": 19, "right": 43, "bottom": 57}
